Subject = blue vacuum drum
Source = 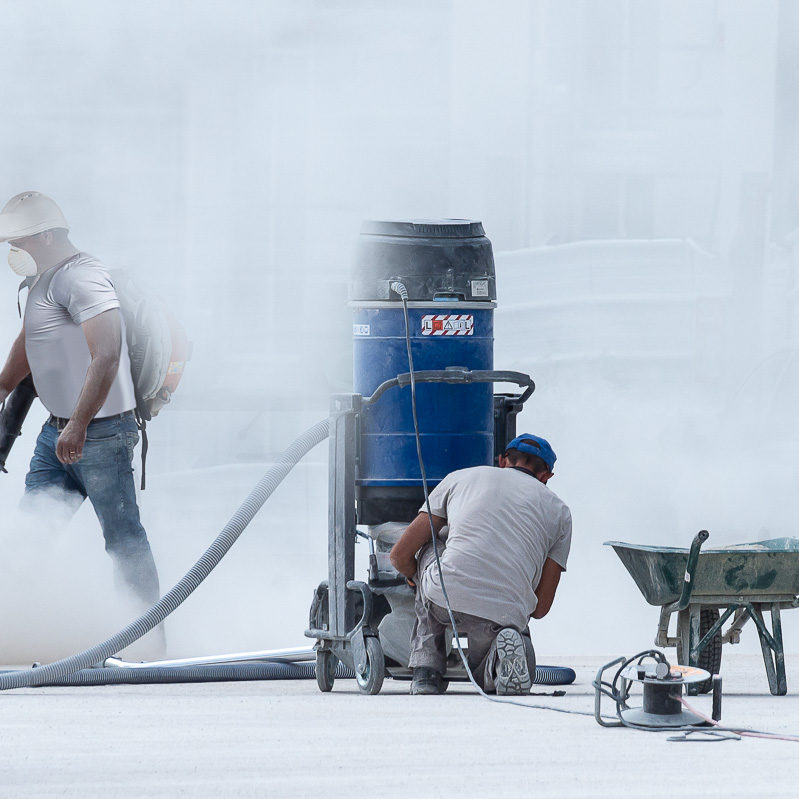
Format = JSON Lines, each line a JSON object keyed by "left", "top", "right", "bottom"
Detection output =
{"left": 351, "top": 219, "right": 497, "bottom": 524}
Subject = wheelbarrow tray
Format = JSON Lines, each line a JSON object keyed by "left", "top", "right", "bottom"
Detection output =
{"left": 605, "top": 538, "right": 799, "bottom": 606}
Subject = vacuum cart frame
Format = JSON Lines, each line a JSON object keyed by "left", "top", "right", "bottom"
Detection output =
{"left": 305, "top": 368, "right": 534, "bottom": 694}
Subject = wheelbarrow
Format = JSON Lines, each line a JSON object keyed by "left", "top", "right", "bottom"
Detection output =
{"left": 605, "top": 531, "right": 799, "bottom": 695}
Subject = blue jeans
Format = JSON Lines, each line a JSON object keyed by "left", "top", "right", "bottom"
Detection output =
{"left": 23, "top": 412, "right": 160, "bottom": 605}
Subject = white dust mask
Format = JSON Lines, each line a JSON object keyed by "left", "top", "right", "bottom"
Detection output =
{"left": 8, "top": 247, "right": 37, "bottom": 277}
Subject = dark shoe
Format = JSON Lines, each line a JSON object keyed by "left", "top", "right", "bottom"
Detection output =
{"left": 410, "top": 667, "right": 447, "bottom": 695}
{"left": 494, "top": 628, "right": 532, "bottom": 695}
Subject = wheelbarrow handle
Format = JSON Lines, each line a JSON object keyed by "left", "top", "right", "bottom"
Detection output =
{"left": 672, "top": 530, "right": 709, "bottom": 612}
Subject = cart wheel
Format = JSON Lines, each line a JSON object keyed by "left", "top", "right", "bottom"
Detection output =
{"left": 355, "top": 637, "right": 385, "bottom": 695}
{"left": 316, "top": 650, "right": 337, "bottom": 693}
{"left": 677, "top": 607, "right": 722, "bottom": 694}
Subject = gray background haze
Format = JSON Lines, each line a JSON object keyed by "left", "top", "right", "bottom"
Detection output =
{"left": 1, "top": 0, "right": 798, "bottom": 662}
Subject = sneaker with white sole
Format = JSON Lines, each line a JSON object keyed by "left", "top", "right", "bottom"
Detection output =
{"left": 494, "top": 628, "right": 532, "bottom": 695}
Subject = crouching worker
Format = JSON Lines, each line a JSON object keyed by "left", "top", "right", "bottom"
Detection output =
{"left": 390, "top": 434, "right": 572, "bottom": 696}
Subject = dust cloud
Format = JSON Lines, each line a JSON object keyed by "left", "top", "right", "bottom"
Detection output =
{"left": 1, "top": 1, "right": 798, "bottom": 661}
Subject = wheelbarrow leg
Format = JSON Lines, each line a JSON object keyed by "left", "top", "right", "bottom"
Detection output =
{"left": 751, "top": 603, "right": 787, "bottom": 696}
{"left": 655, "top": 605, "right": 672, "bottom": 647}
{"left": 771, "top": 604, "right": 787, "bottom": 695}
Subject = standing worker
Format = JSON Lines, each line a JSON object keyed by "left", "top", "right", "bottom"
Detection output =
{"left": 390, "top": 434, "right": 571, "bottom": 695}
{"left": 0, "top": 191, "right": 161, "bottom": 609}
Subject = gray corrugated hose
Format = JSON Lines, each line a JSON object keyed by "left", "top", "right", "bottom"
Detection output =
{"left": 0, "top": 418, "right": 330, "bottom": 691}
{"left": 14, "top": 661, "right": 356, "bottom": 686}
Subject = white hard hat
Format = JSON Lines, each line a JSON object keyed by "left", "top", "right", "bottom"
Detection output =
{"left": 0, "top": 191, "right": 69, "bottom": 242}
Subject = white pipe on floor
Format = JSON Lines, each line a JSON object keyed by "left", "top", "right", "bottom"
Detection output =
{"left": 103, "top": 646, "right": 315, "bottom": 669}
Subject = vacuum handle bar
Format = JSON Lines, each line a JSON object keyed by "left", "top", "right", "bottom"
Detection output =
{"left": 365, "top": 368, "right": 535, "bottom": 406}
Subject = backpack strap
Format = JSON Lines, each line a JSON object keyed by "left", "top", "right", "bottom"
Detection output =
{"left": 134, "top": 409, "right": 149, "bottom": 491}
{"left": 17, "top": 276, "right": 34, "bottom": 318}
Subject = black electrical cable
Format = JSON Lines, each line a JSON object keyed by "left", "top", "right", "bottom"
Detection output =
{"left": 388, "top": 286, "right": 799, "bottom": 739}
{"left": 390, "top": 282, "right": 590, "bottom": 717}
{"left": 391, "top": 289, "right": 787, "bottom": 739}
{"left": 390, "top": 289, "right": 799, "bottom": 741}
{"left": 392, "top": 288, "right": 799, "bottom": 738}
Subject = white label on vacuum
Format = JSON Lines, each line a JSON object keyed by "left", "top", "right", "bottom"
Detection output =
{"left": 471, "top": 279, "right": 489, "bottom": 297}
{"left": 353, "top": 324, "right": 371, "bottom": 336}
{"left": 421, "top": 314, "right": 474, "bottom": 336}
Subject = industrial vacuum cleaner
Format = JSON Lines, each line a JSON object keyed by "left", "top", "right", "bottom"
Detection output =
{"left": 305, "top": 219, "right": 539, "bottom": 694}
{"left": 0, "top": 218, "right": 574, "bottom": 695}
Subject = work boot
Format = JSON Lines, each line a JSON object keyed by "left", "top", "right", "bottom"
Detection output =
{"left": 410, "top": 667, "right": 447, "bottom": 695}
{"left": 494, "top": 628, "right": 532, "bottom": 696}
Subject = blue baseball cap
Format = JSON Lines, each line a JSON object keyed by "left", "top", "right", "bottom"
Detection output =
{"left": 505, "top": 434, "right": 557, "bottom": 471}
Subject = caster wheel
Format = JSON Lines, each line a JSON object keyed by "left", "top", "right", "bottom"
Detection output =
{"left": 316, "top": 650, "right": 338, "bottom": 693}
{"left": 355, "top": 637, "right": 385, "bottom": 695}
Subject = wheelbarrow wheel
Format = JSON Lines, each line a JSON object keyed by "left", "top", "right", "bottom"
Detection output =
{"left": 696, "top": 608, "right": 723, "bottom": 692}
{"left": 316, "top": 649, "right": 338, "bottom": 693}
{"left": 677, "top": 607, "right": 722, "bottom": 694}
{"left": 355, "top": 636, "right": 385, "bottom": 695}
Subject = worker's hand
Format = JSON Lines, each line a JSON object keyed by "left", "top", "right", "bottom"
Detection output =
{"left": 56, "top": 420, "right": 88, "bottom": 465}
{"left": 406, "top": 577, "right": 417, "bottom": 590}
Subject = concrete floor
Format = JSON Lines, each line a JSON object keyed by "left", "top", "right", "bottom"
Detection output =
{"left": 2, "top": 654, "right": 799, "bottom": 798}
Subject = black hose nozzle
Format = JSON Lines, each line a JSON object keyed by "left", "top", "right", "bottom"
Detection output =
{"left": 0, "top": 375, "right": 37, "bottom": 473}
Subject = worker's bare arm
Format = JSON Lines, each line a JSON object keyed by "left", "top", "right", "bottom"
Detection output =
{"left": 531, "top": 557, "right": 563, "bottom": 619}
{"left": 390, "top": 512, "right": 447, "bottom": 582}
{"left": 56, "top": 309, "right": 122, "bottom": 465}
{"left": 0, "top": 328, "right": 30, "bottom": 402}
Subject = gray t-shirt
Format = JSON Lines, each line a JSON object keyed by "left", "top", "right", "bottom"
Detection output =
{"left": 24, "top": 253, "right": 135, "bottom": 419}
{"left": 419, "top": 465, "right": 572, "bottom": 630}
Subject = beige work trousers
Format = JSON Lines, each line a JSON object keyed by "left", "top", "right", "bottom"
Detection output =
{"left": 408, "top": 542, "right": 536, "bottom": 691}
